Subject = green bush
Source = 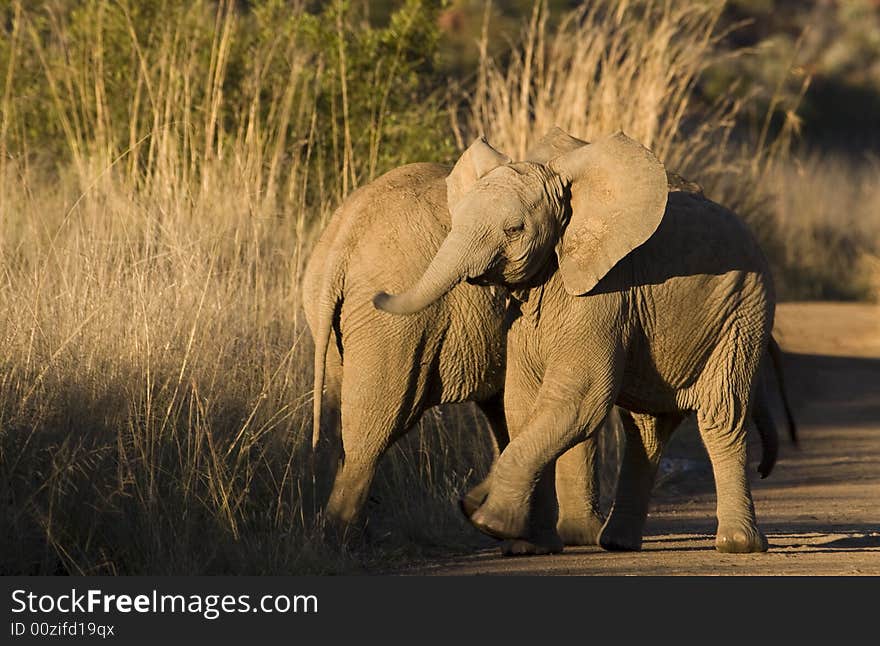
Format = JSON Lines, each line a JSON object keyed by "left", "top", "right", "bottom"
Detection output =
{"left": 0, "top": 0, "right": 453, "bottom": 203}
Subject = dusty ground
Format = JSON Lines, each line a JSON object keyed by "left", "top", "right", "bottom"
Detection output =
{"left": 402, "top": 302, "right": 880, "bottom": 575}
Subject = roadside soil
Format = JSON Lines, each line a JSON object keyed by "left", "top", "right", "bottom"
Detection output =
{"left": 401, "top": 302, "right": 880, "bottom": 575}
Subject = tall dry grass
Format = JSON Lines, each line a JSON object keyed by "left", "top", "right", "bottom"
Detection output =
{"left": 0, "top": 0, "right": 478, "bottom": 574}
{"left": 765, "top": 153, "right": 880, "bottom": 301}
{"left": 1, "top": 0, "right": 874, "bottom": 575}
{"left": 0, "top": 1, "right": 318, "bottom": 575}
{"left": 461, "top": 0, "right": 744, "bottom": 177}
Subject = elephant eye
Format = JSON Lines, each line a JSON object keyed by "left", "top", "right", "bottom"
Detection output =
{"left": 504, "top": 220, "right": 525, "bottom": 236}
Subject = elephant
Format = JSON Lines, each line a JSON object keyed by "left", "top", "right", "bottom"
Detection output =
{"left": 374, "top": 128, "right": 791, "bottom": 554}
{"left": 302, "top": 156, "right": 605, "bottom": 547}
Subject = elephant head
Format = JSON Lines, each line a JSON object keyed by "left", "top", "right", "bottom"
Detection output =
{"left": 373, "top": 130, "right": 668, "bottom": 314}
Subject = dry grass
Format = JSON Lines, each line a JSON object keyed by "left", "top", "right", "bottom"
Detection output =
{"left": 0, "top": 1, "right": 314, "bottom": 574}
{"left": 0, "top": 0, "right": 474, "bottom": 574}
{"left": 764, "top": 153, "right": 880, "bottom": 301}
{"left": 461, "top": 0, "right": 742, "bottom": 178}
{"left": 0, "top": 0, "right": 874, "bottom": 575}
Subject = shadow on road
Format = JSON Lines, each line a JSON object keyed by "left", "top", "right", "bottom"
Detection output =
{"left": 780, "top": 352, "right": 880, "bottom": 427}
{"left": 606, "top": 526, "right": 880, "bottom": 557}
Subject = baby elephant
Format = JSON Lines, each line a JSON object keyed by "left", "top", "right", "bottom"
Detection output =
{"left": 303, "top": 156, "right": 604, "bottom": 547}
{"left": 376, "top": 129, "right": 786, "bottom": 554}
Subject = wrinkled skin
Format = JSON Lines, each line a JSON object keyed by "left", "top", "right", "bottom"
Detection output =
{"left": 303, "top": 162, "right": 603, "bottom": 545}
{"left": 375, "top": 130, "right": 777, "bottom": 554}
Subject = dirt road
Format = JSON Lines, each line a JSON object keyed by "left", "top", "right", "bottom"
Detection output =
{"left": 406, "top": 302, "right": 880, "bottom": 575}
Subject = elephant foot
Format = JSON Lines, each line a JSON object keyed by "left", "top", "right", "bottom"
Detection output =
{"left": 459, "top": 481, "right": 490, "bottom": 519}
{"left": 598, "top": 514, "right": 644, "bottom": 552}
{"left": 715, "top": 522, "right": 768, "bottom": 553}
{"left": 501, "top": 534, "right": 564, "bottom": 557}
{"left": 469, "top": 501, "right": 529, "bottom": 541}
{"left": 556, "top": 514, "right": 605, "bottom": 546}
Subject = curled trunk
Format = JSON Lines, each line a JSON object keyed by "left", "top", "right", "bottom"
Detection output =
{"left": 374, "top": 230, "right": 476, "bottom": 315}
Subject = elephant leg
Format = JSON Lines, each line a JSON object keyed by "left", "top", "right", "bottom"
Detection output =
{"left": 466, "top": 360, "right": 564, "bottom": 555}
{"left": 696, "top": 332, "right": 768, "bottom": 553}
{"left": 469, "top": 363, "right": 617, "bottom": 543}
{"left": 324, "top": 351, "right": 423, "bottom": 540}
{"left": 698, "top": 411, "right": 767, "bottom": 553}
{"left": 501, "top": 464, "right": 563, "bottom": 556}
{"left": 324, "top": 452, "right": 382, "bottom": 543}
{"left": 500, "top": 362, "right": 564, "bottom": 556}
{"left": 474, "top": 389, "right": 604, "bottom": 548}
{"left": 461, "top": 392, "right": 510, "bottom": 517}
{"left": 600, "top": 411, "right": 681, "bottom": 551}
{"left": 324, "top": 408, "right": 393, "bottom": 541}
{"left": 554, "top": 439, "right": 604, "bottom": 546}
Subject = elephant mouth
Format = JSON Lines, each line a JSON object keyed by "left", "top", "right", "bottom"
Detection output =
{"left": 467, "top": 251, "right": 549, "bottom": 290}
{"left": 465, "top": 265, "right": 531, "bottom": 289}
{"left": 465, "top": 275, "right": 495, "bottom": 286}
{"left": 464, "top": 252, "right": 507, "bottom": 286}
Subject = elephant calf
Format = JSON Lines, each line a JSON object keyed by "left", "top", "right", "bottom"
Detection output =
{"left": 376, "top": 129, "right": 789, "bottom": 554}
{"left": 303, "top": 158, "right": 603, "bottom": 546}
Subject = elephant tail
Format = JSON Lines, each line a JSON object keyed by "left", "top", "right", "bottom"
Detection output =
{"left": 768, "top": 335, "right": 798, "bottom": 445}
{"left": 312, "top": 255, "right": 344, "bottom": 452}
{"left": 752, "top": 381, "right": 779, "bottom": 479}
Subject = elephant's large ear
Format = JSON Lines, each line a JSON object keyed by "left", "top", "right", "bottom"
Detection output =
{"left": 548, "top": 131, "right": 667, "bottom": 296}
{"left": 446, "top": 136, "right": 511, "bottom": 210}
{"left": 524, "top": 126, "right": 588, "bottom": 164}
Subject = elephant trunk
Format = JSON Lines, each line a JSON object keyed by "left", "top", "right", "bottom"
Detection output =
{"left": 373, "top": 229, "right": 487, "bottom": 315}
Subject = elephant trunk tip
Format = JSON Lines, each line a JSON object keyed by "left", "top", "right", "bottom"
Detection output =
{"left": 372, "top": 291, "right": 392, "bottom": 311}
{"left": 373, "top": 291, "right": 421, "bottom": 315}
{"left": 373, "top": 228, "right": 473, "bottom": 315}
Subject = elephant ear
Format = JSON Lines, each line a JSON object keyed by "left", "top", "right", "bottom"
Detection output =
{"left": 446, "top": 136, "right": 511, "bottom": 210}
{"left": 548, "top": 131, "right": 668, "bottom": 296}
{"left": 524, "top": 126, "right": 588, "bottom": 164}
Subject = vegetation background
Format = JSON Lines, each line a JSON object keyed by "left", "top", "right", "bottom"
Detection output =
{"left": 1, "top": 0, "right": 877, "bottom": 574}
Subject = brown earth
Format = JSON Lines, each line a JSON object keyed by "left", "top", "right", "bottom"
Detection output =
{"left": 402, "top": 302, "right": 880, "bottom": 575}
